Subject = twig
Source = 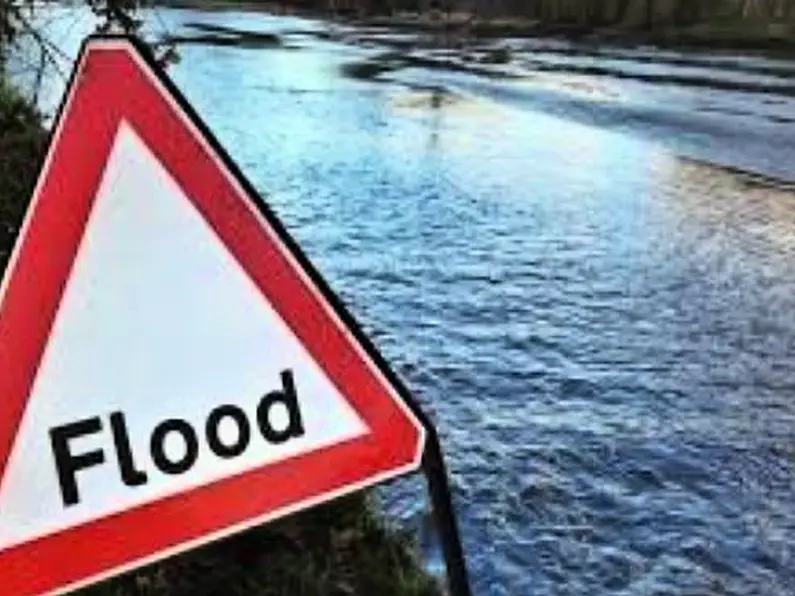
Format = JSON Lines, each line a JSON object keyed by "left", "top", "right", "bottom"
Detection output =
{"left": 13, "top": 8, "right": 69, "bottom": 81}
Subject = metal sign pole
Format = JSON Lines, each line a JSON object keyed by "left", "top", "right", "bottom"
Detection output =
{"left": 422, "top": 432, "right": 472, "bottom": 596}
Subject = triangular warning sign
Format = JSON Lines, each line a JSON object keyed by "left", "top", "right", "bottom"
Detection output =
{"left": 0, "top": 36, "right": 426, "bottom": 596}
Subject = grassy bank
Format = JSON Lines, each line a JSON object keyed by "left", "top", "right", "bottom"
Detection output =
{"left": 344, "top": 13, "right": 795, "bottom": 52}
{"left": 0, "top": 76, "right": 439, "bottom": 596}
{"left": 77, "top": 494, "right": 439, "bottom": 596}
{"left": 163, "top": 0, "right": 795, "bottom": 52}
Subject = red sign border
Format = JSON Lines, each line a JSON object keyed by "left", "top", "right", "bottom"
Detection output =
{"left": 0, "top": 36, "right": 429, "bottom": 596}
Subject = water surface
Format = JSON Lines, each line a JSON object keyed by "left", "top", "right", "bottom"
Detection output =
{"left": 12, "top": 8, "right": 795, "bottom": 595}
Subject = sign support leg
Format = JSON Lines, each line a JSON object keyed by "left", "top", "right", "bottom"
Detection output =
{"left": 422, "top": 433, "right": 472, "bottom": 596}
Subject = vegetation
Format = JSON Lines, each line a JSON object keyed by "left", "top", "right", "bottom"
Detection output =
{"left": 272, "top": 0, "right": 795, "bottom": 26}
{"left": 455, "top": 0, "right": 795, "bottom": 28}
{"left": 237, "top": 0, "right": 795, "bottom": 47}
{"left": 0, "top": 76, "right": 44, "bottom": 271}
{"left": 77, "top": 494, "right": 439, "bottom": 596}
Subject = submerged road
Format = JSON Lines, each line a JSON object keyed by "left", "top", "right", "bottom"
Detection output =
{"left": 13, "top": 7, "right": 795, "bottom": 595}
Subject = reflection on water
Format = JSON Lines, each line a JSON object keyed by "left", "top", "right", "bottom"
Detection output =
{"left": 12, "top": 7, "right": 795, "bottom": 595}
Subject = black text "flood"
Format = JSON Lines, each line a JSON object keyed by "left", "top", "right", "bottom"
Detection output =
{"left": 49, "top": 369, "right": 305, "bottom": 507}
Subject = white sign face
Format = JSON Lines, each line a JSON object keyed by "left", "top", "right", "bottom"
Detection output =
{"left": 0, "top": 38, "right": 424, "bottom": 596}
{"left": 0, "top": 122, "right": 367, "bottom": 550}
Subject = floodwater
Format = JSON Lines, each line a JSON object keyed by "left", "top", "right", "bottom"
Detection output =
{"left": 11, "top": 7, "right": 795, "bottom": 595}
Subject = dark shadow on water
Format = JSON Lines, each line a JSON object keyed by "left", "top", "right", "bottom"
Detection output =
{"left": 340, "top": 50, "right": 517, "bottom": 81}
{"left": 165, "top": 22, "right": 285, "bottom": 49}
{"left": 341, "top": 56, "right": 401, "bottom": 80}
{"left": 525, "top": 60, "right": 795, "bottom": 97}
